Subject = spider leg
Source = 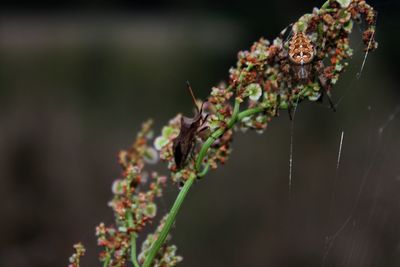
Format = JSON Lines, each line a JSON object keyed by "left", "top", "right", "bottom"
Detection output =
{"left": 288, "top": 108, "right": 293, "bottom": 120}
{"left": 287, "top": 101, "right": 293, "bottom": 121}
{"left": 315, "top": 60, "right": 337, "bottom": 112}
{"left": 318, "top": 73, "right": 336, "bottom": 112}
{"left": 275, "top": 94, "right": 281, "bottom": 117}
{"left": 279, "top": 23, "right": 294, "bottom": 44}
{"left": 325, "top": 92, "right": 336, "bottom": 112}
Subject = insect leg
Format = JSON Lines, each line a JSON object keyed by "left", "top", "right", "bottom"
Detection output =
{"left": 197, "top": 126, "right": 208, "bottom": 134}
{"left": 200, "top": 114, "right": 209, "bottom": 127}
{"left": 188, "top": 139, "right": 197, "bottom": 161}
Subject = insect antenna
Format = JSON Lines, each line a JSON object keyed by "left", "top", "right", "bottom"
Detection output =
{"left": 186, "top": 81, "right": 200, "bottom": 113}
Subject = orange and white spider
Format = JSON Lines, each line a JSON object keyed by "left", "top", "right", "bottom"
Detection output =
{"left": 280, "top": 29, "right": 336, "bottom": 113}
{"left": 288, "top": 31, "right": 315, "bottom": 81}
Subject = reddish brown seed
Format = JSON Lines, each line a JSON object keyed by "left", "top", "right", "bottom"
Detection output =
{"left": 288, "top": 32, "right": 315, "bottom": 65}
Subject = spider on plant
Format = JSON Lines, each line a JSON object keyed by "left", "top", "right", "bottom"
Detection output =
{"left": 279, "top": 29, "right": 336, "bottom": 118}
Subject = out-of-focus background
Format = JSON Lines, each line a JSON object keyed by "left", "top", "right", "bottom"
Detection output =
{"left": 1, "top": 0, "right": 399, "bottom": 266}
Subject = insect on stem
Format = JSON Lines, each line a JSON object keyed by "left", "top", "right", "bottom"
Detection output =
{"left": 173, "top": 81, "right": 207, "bottom": 170}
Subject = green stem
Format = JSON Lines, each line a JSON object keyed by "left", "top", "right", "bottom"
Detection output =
{"left": 127, "top": 211, "right": 140, "bottom": 267}
{"left": 238, "top": 107, "right": 264, "bottom": 120}
{"left": 321, "top": 0, "right": 330, "bottom": 10}
{"left": 195, "top": 98, "right": 241, "bottom": 172}
{"left": 195, "top": 127, "right": 224, "bottom": 172}
{"left": 197, "top": 162, "right": 210, "bottom": 178}
{"left": 103, "top": 249, "right": 112, "bottom": 267}
{"left": 103, "top": 257, "right": 109, "bottom": 267}
{"left": 142, "top": 174, "right": 196, "bottom": 267}
{"left": 130, "top": 233, "right": 140, "bottom": 267}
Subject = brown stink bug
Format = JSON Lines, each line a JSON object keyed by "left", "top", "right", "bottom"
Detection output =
{"left": 173, "top": 81, "right": 208, "bottom": 170}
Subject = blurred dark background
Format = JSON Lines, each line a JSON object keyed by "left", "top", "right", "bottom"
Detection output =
{"left": 1, "top": 0, "right": 400, "bottom": 266}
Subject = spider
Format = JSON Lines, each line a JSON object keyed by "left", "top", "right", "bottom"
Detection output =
{"left": 288, "top": 31, "right": 315, "bottom": 80}
{"left": 280, "top": 29, "right": 336, "bottom": 117}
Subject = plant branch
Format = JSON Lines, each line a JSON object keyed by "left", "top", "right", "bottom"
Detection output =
{"left": 127, "top": 212, "right": 140, "bottom": 267}
{"left": 142, "top": 174, "right": 196, "bottom": 267}
{"left": 130, "top": 233, "right": 140, "bottom": 267}
{"left": 238, "top": 107, "right": 265, "bottom": 121}
{"left": 142, "top": 94, "right": 268, "bottom": 266}
{"left": 137, "top": 2, "right": 378, "bottom": 264}
{"left": 103, "top": 250, "right": 112, "bottom": 267}
{"left": 124, "top": 177, "right": 141, "bottom": 267}
{"left": 195, "top": 98, "right": 241, "bottom": 173}
{"left": 141, "top": 98, "right": 269, "bottom": 267}
{"left": 68, "top": 1, "right": 378, "bottom": 266}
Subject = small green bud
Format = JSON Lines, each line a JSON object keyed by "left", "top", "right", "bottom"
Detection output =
{"left": 112, "top": 179, "right": 124, "bottom": 195}
{"left": 144, "top": 202, "right": 157, "bottom": 218}
{"left": 162, "top": 126, "right": 175, "bottom": 138}
{"left": 118, "top": 226, "right": 127, "bottom": 233}
{"left": 335, "top": 63, "right": 344, "bottom": 72}
{"left": 245, "top": 83, "right": 262, "bottom": 101}
{"left": 144, "top": 147, "right": 158, "bottom": 164}
{"left": 335, "top": 0, "right": 351, "bottom": 8}
{"left": 308, "top": 92, "right": 321, "bottom": 101}
{"left": 279, "top": 100, "right": 289, "bottom": 110}
{"left": 154, "top": 136, "right": 169, "bottom": 150}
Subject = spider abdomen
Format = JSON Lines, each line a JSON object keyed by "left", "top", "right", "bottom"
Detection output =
{"left": 288, "top": 32, "right": 314, "bottom": 65}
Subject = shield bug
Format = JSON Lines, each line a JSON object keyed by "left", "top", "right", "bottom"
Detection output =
{"left": 173, "top": 81, "right": 208, "bottom": 169}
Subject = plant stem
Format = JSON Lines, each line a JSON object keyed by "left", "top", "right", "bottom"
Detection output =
{"left": 103, "top": 257, "right": 109, "bottom": 267}
{"left": 321, "top": 1, "right": 329, "bottom": 9}
{"left": 103, "top": 249, "right": 112, "bottom": 267}
{"left": 142, "top": 101, "right": 267, "bottom": 266}
{"left": 195, "top": 98, "right": 241, "bottom": 172}
{"left": 130, "top": 233, "right": 140, "bottom": 267}
{"left": 143, "top": 74, "right": 266, "bottom": 265}
{"left": 196, "top": 63, "right": 254, "bottom": 173}
{"left": 238, "top": 107, "right": 265, "bottom": 120}
{"left": 195, "top": 127, "right": 225, "bottom": 172}
{"left": 142, "top": 174, "right": 196, "bottom": 267}
{"left": 126, "top": 190, "right": 140, "bottom": 267}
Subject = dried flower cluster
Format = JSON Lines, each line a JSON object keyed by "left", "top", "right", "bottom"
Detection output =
{"left": 69, "top": 1, "right": 377, "bottom": 266}
{"left": 138, "top": 215, "right": 183, "bottom": 266}
{"left": 66, "top": 120, "right": 181, "bottom": 267}
{"left": 68, "top": 243, "right": 86, "bottom": 267}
